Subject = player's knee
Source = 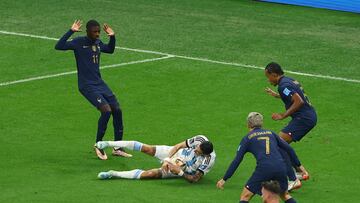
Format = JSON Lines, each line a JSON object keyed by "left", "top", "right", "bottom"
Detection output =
{"left": 240, "top": 193, "right": 252, "bottom": 200}
{"left": 99, "top": 105, "right": 112, "bottom": 113}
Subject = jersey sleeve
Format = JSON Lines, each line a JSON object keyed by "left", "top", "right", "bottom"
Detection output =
{"left": 186, "top": 135, "right": 208, "bottom": 148}
{"left": 197, "top": 153, "right": 216, "bottom": 175}
{"left": 278, "top": 83, "right": 295, "bottom": 99}
{"left": 223, "top": 137, "right": 249, "bottom": 181}
{"left": 99, "top": 35, "right": 115, "bottom": 53}
{"left": 55, "top": 29, "right": 77, "bottom": 50}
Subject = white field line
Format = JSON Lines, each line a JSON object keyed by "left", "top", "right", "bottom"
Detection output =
{"left": 0, "top": 55, "right": 174, "bottom": 87}
{"left": 0, "top": 30, "right": 359, "bottom": 84}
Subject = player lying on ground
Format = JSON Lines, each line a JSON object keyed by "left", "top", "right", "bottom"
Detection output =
{"left": 216, "top": 112, "right": 305, "bottom": 203}
{"left": 265, "top": 62, "right": 315, "bottom": 187}
{"left": 96, "top": 135, "right": 216, "bottom": 182}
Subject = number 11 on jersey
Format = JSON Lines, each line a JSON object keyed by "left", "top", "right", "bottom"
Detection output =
{"left": 92, "top": 54, "right": 99, "bottom": 64}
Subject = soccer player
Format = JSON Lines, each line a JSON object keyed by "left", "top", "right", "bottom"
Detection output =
{"left": 55, "top": 20, "right": 131, "bottom": 159}
{"left": 261, "top": 181, "right": 282, "bottom": 203}
{"left": 216, "top": 112, "right": 303, "bottom": 203}
{"left": 96, "top": 135, "right": 216, "bottom": 182}
{"left": 265, "top": 62, "right": 316, "bottom": 186}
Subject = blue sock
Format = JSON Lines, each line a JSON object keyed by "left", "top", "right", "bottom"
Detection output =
{"left": 285, "top": 198, "right": 296, "bottom": 203}
{"left": 280, "top": 148, "right": 297, "bottom": 181}
{"left": 111, "top": 107, "right": 123, "bottom": 141}
{"left": 96, "top": 111, "right": 111, "bottom": 142}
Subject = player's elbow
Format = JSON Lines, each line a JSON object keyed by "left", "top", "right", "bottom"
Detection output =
{"left": 55, "top": 43, "right": 63, "bottom": 50}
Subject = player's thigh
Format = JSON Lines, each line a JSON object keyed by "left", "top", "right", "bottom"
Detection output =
{"left": 245, "top": 170, "right": 268, "bottom": 195}
{"left": 154, "top": 145, "right": 174, "bottom": 161}
{"left": 80, "top": 89, "right": 109, "bottom": 109}
{"left": 282, "top": 118, "right": 316, "bottom": 142}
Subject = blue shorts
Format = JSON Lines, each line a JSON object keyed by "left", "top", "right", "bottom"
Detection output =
{"left": 79, "top": 85, "right": 119, "bottom": 108}
{"left": 245, "top": 168, "right": 288, "bottom": 195}
{"left": 282, "top": 115, "right": 317, "bottom": 142}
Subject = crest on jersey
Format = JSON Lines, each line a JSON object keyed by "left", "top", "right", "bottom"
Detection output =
{"left": 92, "top": 45, "right": 97, "bottom": 52}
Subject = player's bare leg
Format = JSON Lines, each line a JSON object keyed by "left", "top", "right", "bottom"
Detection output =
{"left": 98, "top": 168, "right": 162, "bottom": 180}
{"left": 93, "top": 104, "right": 112, "bottom": 160}
{"left": 239, "top": 187, "right": 254, "bottom": 202}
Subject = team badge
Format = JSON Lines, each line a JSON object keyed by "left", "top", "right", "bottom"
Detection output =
{"left": 92, "top": 45, "right": 97, "bottom": 52}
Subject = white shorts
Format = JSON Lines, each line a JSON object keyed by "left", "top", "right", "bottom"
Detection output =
{"left": 154, "top": 145, "right": 174, "bottom": 161}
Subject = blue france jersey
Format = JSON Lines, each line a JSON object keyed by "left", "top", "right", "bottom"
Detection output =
{"left": 177, "top": 135, "right": 216, "bottom": 175}
{"left": 278, "top": 76, "right": 316, "bottom": 118}
{"left": 55, "top": 30, "right": 115, "bottom": 89}
{"left": 223, "top": 128, "right": 301, "bottom": 180}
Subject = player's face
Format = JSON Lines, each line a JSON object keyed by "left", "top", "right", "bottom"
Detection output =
{"left": 261, "top": 187, "right": 269, "bottom": 203}
{"left": 87, "top": 26, "right": 101, "bottom": 40}
{"left": 194, "top": 146, "right": 203, "bottom": 155}
{"left": 265, "top": 70, "right": 278, "bottom": 86}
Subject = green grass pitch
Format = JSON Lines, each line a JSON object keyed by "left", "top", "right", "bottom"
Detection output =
{"left": 0, "top": 0, "right": 359, "bottom": 202}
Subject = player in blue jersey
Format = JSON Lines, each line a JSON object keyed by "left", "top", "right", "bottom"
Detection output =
{"left": 55, "top": 20, "right": 131, "bottom": 160}
{"left": 216, "top": 112, "right": 304, "bottom": 203}
{"left": 265, "top": 62, "right": 316, "bottom": 186}
{"left": 96, "top": 135, "right": 216, "bottom": 183}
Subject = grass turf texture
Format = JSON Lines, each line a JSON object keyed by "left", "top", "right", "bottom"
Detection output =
{"left": 0, "top": 0, "right": 359, "bottom": 202}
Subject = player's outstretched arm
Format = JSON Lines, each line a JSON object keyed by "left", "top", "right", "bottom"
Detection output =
{"left": 100, "top": 24, "right": 116, "bottom": 54}
{"left": 167, "top": 141, "right": 187, "bottom": 158}
{"left": 55, "top": 20, "right": 82, "bottom": 50}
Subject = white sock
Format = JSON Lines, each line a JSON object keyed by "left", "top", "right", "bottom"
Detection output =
{"left": 107, "top": 141, "right": 143, "bottom": 151}
{"left": 111, "top": 169, "right": 144, "bottom": 179}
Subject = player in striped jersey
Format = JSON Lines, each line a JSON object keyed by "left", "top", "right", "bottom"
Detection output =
{"left": 96, "top": 135, "right": 216, "bottom": 183}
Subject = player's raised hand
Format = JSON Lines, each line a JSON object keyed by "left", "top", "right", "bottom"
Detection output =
{"left": 103, "top": 24, "right": 115, "bottom": 36}
{"left": 216, "top": 179, "right": 226, "bottom": 190}
{"left": 71, "top": 20, "right": 82, "bottom": 32}
{"left": 271, "top": 113, "right": 284, "bottom": 120}
{"left": 265, "top": 87, "right": 279, "bottom": 98}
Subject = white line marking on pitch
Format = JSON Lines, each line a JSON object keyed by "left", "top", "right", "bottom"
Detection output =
{"left": 0, "top": 30, "right": 359, "bottom": 84}
{"left": 0, "top": 55, "right": 174, "bottom": 87}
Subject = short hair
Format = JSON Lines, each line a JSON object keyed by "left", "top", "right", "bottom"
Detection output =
{"left": 247, "top": 112, "right": 263, "bottom": 128}
{"left": 265, "top": 62, "right": 284, "bottom": 75}
{"left": 200, "top": 141, "right": 213, "bottom": 155}
{"left": 86, "top": 20, "right": 100, "bottom": 30}
{"left": 262, "top": 180, "right": 282, "bottom": 195}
